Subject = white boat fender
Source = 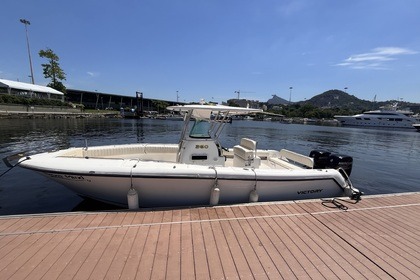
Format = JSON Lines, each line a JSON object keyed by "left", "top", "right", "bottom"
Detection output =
{"left": 127, "top": 187, "right": 139, "bottom": 209}
{"left": 127, "top": 160, "right": 141, "bottom": 209}
{"left": 249, "top": 168, "right": 259, "bottom": 202}
{"left": 209, "top": 166, "right": 220, "bottom": 206}
{"left": 209, "top": 187, "right": 220, "bottom": 206}
{"left": 249, "top": 189, "right": 259, "bottom": 203}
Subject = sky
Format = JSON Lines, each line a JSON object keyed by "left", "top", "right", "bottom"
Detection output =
{"left": 2, "top": 0, "right": 420, "bottom": 104}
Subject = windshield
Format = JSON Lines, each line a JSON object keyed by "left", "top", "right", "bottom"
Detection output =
{"left": 189, "top": 119, "right": 211, "bottom": 138}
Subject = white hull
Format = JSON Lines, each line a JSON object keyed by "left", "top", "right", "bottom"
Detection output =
{"left": 19, "top": 144, "right": 357, "bottom": 208}
{"left": 36, "top": 170, "right": 347, "bottom": 207}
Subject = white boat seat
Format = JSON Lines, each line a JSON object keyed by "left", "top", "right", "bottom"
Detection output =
{"left": 240, "top": 138, "right": 258, "bottom": 150}
{"left": 274, "top": 149, "right": 314, "bottom": 169}
{"left": 233, "top": 138, "right": 261, "bottom": 168}
{"left": 268, "top": 157, "right": 301, "bottom": 170}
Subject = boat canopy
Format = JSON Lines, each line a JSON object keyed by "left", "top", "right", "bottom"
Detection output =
{"left": 167, "top": 104, "right": 262, "bottom": 119}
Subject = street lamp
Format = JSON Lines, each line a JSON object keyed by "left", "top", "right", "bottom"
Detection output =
{"left": 136, "top": 91, "right": 143, "bottom": 116}
{"left": 20, "top": 19, "right": 35, "bottom": 84}
{"left": 235, "top": 90, "right": 240, "bottom": 100}
{"left": 289, "top": 87, "right": 293, "bottom": 104}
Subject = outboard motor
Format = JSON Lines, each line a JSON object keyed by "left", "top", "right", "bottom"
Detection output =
{"left": 327, "top": 154, "right": 353, "bottom": 176}
{"left": 309, "top": 150, "right": 331, "bottom": 169}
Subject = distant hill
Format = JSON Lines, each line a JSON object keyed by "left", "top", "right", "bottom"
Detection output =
{"left": 267, "top": 94, "right": 289, "bottom": 105}
{"left": 300, "top": 89, "right": 373, "bottom": 111}
{"left": 266, "top": 89, "right": 420, "bottom": 114}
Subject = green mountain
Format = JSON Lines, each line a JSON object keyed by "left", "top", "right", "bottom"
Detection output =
{"left": 265, "top": 89, "right": 420, "bottom": 117}
{"left": 301, "top": 89, "right": 373, "bottom": 111}
{"left": 267, "top": 94, "right": 289, "bottom": 105}
{"left": 295, "top": 89, "right": 419, "bottom": 112}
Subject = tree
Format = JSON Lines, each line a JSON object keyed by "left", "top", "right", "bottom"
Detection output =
{"left": 39, "top": 48, "right": 66, "bottom": 93}
{"left": 152, "top": 100, "right": 169, "bottom": 114}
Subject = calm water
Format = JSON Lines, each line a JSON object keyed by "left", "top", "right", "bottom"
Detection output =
{"left": 1, "top": 118, "right": 419, "bottom": 215}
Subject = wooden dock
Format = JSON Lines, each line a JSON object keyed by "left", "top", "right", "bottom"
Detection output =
{"left": 1, "top": 192, "right": 419, "bottom": 279}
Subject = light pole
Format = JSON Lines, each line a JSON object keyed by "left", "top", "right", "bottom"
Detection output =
{"left": 136, "top": 91, "right": 143, "bottom": 116}
{"left": 20, "top": 19, "right": 35, "bottom": 84}
{"left": 235, "top": 90, "right": 240, "bottom": 100}
{"left": 289, "top": 87, "right": 293, "bottom": 104}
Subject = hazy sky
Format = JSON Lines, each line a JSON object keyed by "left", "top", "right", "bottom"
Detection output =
{"left": 2, "top": 0, "right": 420, "bottom": 103}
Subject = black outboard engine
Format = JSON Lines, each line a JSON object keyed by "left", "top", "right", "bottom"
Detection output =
{"left": 309, "top": 150, "right": 331, "bottom": 169}
{"left": 327, "top": 154, "right": 353, "bottom": 176}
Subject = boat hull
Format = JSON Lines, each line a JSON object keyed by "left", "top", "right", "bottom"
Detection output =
{"left": 22, "top": 157, "right": 352, "bottom": 208}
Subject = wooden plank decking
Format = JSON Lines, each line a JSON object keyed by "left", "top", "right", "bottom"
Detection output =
{"left": 1, "top": 192, "right": 419, "bottom": 279}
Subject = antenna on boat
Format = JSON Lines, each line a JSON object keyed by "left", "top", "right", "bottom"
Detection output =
{"left": 371, "top": 94, "right": 377, "bottom": 110}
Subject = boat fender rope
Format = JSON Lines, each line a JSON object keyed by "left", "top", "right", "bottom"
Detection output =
{"left": 129, "top": 159, "right": 141, "bottom": 188}
{"left": 251, "top": 167, "right": 257, "bottom": 191}
{"left": 249, "top": 168, "right": 259, "bottom": 203}
{"left": 0, "top": 156, "right": 30, "bottom": 178}
{"left": 209, "top": 166, "right": 218, "bottom": 188}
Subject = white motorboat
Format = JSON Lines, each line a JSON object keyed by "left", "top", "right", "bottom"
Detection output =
{"left": 10, "top": 104, "right": 362, "bottom": 208}
{"left": 334, "top": 103, "right": 419, "bottom": 129}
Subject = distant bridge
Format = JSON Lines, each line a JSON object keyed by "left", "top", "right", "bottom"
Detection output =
{"left": 66, "top": 89, "right": 184, "bottom": 112}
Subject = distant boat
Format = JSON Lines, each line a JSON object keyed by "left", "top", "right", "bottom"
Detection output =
{"left": 413, "top": 124, "right": 420, "bottom": 132}
{"left": 120, "top": 108, "right": 139, "bottom": 119}
{"left": 304, "top": 118, "right": 318, "bottom": 124}
{"left": 154, "top": 114, "right": 184, "bottom": 121}
{"left": 334, "top": 103, "right": 419, "bottom": 129}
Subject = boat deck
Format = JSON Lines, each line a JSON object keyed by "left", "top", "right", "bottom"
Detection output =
{"left": 1, "top": 192, "right": 419, "bottom": 279}
{"left": 56, "top": 142, "right": 314, "bottom": 170}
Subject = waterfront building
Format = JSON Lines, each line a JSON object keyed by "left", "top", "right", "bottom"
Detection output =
{"left": 0, "top": 79, "right": 64, "bottom": 101}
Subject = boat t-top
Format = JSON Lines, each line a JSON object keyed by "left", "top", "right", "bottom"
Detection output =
{"left": 8, "top": 103, "right": 362, "bottom": 208}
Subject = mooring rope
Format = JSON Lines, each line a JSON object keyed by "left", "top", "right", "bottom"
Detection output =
{"left": 0, "top": 156, "right": 30, "bottom": 178}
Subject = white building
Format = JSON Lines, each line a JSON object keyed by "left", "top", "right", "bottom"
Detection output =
{"left": 0, "top": 79, "right": 64, "bottom": 101}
